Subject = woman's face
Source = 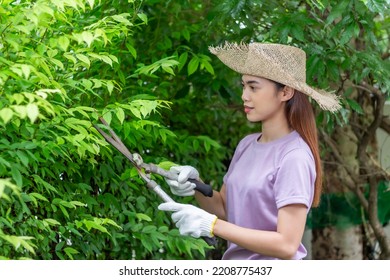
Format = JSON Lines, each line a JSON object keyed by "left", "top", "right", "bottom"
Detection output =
{"left": 241, "top": 75, "right": 286, "bottom": 123}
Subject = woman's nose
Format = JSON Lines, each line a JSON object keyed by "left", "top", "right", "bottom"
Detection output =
{"left": 242, "top": 89, "right": 250, "bottom": 102}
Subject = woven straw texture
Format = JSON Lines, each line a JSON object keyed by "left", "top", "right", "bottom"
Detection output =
{"left": 209, "top": 42, "right": 341, "bottom": 112}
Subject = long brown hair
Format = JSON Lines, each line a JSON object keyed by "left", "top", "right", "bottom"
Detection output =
{"left": 275, "top": 82, "right": 322, "bottom": 207}
{"left": 286, "top": 90, "right": 322, "bottom": 207}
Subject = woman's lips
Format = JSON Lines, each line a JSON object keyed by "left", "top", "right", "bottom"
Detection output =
{"left": 244, "top": 105, "right": 254, "bottom": 113}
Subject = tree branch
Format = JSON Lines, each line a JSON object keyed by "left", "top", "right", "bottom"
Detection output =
{"left": 354, "top": 82, "right": 390, "bottom": 259}
{"left": 380, "top": 116, "right": 390, "bottom": 135}
{"left": 320, "top": 130, "right": 369, "bottom": 210}
{"left": 357, "top": 82, "right": 385, "bottom": 161}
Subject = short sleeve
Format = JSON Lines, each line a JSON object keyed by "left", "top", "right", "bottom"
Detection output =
{"left": 273, "top": 148, "right": 316, "bottom": 209}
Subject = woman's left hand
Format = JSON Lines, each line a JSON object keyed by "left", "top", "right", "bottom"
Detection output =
{"left": 158, "top": 202, "right": 218, "bottom": 238}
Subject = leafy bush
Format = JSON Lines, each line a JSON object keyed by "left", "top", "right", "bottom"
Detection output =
{"left": 0, "top": 0, "right": 223, "bottom": 260}
{"left": 2, "top": 0, "right": 388, "bottom": 260}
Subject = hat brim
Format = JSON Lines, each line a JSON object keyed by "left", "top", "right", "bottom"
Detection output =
{"left": 209, "top": 42, "right": 341, "bottom": 112}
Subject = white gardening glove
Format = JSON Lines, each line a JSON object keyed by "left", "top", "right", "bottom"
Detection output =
{"left": 158, "top": 202, "right": 218, "bottom": 238}
{"left": 165, "top": 165, "right": 200, "bottom": 196}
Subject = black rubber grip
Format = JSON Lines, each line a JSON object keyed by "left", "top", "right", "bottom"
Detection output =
{"left": 203, "top": 236, "right": 217, "bottom": 246}
{"left": 188, "top": 179, "right": 213, "bottom": 197}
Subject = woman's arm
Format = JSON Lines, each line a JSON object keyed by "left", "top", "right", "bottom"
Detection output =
{"left": 213, "top": 204, "right": 308, "bottom": 259}
{"left": 194, "top": 184, "right": 227, "bottom": 220}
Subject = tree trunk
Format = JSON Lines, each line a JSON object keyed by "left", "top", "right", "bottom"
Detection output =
{"left": 311, "top": 82, "right": 390, "bottom": 259}
{"left": 312, "top": 226, "right": 363, "bottom": 259}
{"left": 311, "top": 123, "right": 364, "bottom": 259}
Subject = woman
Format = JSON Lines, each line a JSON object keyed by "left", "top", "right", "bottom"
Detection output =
{"left": 158, "top": 42, "right": 341, "bottom": 260}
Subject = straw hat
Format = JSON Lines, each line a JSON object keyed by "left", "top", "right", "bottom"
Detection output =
{"left": 209, "top": 42, "right": 341, "bottom": 112}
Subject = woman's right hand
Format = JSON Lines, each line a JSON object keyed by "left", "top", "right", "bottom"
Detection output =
{"left": 165, "top": 165, "right": 200, "bottom": 196}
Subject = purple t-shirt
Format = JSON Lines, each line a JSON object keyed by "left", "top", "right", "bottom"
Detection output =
{"left": 222, "top": 131, "right": 315, "bottom": 260}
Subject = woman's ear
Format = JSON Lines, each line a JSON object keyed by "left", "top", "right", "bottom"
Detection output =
{"left": 281, "top": 86, "right": 295, "bottom": 101}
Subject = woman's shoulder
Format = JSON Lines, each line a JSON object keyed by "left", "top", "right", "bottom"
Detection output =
{"left": 280, "top": 133, "right": 314, "bottom": 162}
{"left": 233, "top": 133, "right": 260, "bottom": 155}
{"left": 238, "top": 133, "right": 260, "bottom": 147}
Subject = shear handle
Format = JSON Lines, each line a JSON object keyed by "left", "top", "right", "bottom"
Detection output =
{"left": 188, "top": 179, "right": 213, "bottom": 197}
{"left": 144, "top": 163, "right": 213, "bottom": 197}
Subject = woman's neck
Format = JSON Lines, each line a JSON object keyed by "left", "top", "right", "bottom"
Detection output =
{"left": 259, "top": 117, "right": 292, "bottom": 143}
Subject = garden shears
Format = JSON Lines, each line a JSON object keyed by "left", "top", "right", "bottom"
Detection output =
{"left": 93, "top": 117, "right": 216, "bottom": 246}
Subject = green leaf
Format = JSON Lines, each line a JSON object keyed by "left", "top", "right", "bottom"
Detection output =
{"left": 84, "top": 220, "right": 109, "bottom": 234}
{"left": 70, "top": 201, "right": 86, "bottom": 207}
{"left": 193, "top": 139, "right": 200, "bottom": 150}
{"left": 162, "top": 65, "right": 175, "bottom": 75}
{"left": 187, "top": 56, "right": 199, "bottom": 76}
{"left": 15, "top": 151, "right": 29, "bottom": 167}
{"left": 115, "top": 107, "right": 125, "bottom": 124}
{"left": 81, "top": 31, "right": 94, "bottom": 47}
{"left": 32, "top": 175, "right": 57, "bottom": 194}
{"left": 137, "top": 13, "right": 148, "bottom": 24}
{"left": 340, "top": 23, "right": 355, "bottom": 45}
{"left": 159, "top": 129, "right": 167, "bottom": 142}
{"left": 11, "top": 166, "right": 23, "bottom": 187}
{"left": 178, "top": 52, "right": 188, "bottom": 72}
{"left": 182, "top": 28, "right": 190, "bottom": 41}
{"left": 64, "top": 53, "right": 77, "bottom": 64}
{"left": 64, "top": 247, "right": 79, "bottom": 260}
{"left": 44, "top": 219, "right": 61, "bottom": 226}
{"left": 0, "top": 108, "right": 13, "bottom": 124}
{"left": 55, "top": 241, "right": 65, "bottom": 252}
{"left": 58, "top": 36, "right": 70, "bottom": 51}
{"left": 1, "top": 235, "right": 36, "bottom": 254}
{"left": 30, "top": 192, "right": 49, "bottom": 202}
{"left": 136, "top": 213, "right": 152, "bottom": 222}
{"left": 100, "top": 55, "right": 113, "bottom": 66}
{"left": 112, "top": 14, "right": 132, "bottom": 25}
{"left": 101, "top": 218, "right": 122, "bottom": 229}
{"left": 86, "top": 0, "right": 95, "bottom": 9}
{"left": 76, "top": 54, "right": 91, "bottom": 67}
{"left": 291, "top": 25, "right": 305, "bottom": 42}
{"left": 59, "top": 205, "right": 69, "bottom": 219}
{"left": 141, "top": 237, "right": 153, "bottom": 252}
{"left": 346, "top": 98, "right": 364, "bottom": 114}
{"left": 0, "top": 185, "right": 5, "bottom": 200}
{"left": 325, "top": 1, "right": 350, "bottom": 26}
{"left": 21, "top": 64, "right": 31, "bottom": 79}
{"left": 126, "top": 42, "right": 137, "bottom": 59}
{"left": 204, "top": 140, "right": 211, "bottom": 153}
{"left": 201, "top": 59, "right": 214, "bottom": 75}
{"left": 364, "top": 0, "right": 388, "bottom": 15}
{"left": 26, "top": 104, "right": 39, "bottom": 123}
{"left": 102, "top": 110, "right": 112, "bottom": 124}
{"left": 142, "top": 225, "right": 157, "bottom": 234}
{"left": 0, "top": 157, "right": 11, "bottom": 168}
{"left": 106, "top": 80, "right": 114, "bottom": 94}
{"left": 153, "top": 231, "right": 168, "bottom": 241}
{"left": 13, "top": 93, "right": 25, "bottom": 105}
{"left": 0, "top": 179, "right": 19, "bottom": 200}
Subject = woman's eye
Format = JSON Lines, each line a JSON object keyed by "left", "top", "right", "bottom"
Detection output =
{"left": 241, "top": 83, "right": 257, "bottom": 91}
